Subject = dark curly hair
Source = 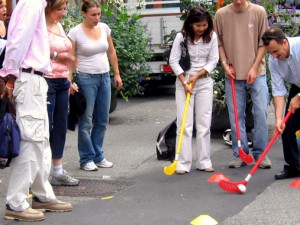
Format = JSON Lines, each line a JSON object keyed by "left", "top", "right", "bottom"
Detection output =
{"left": 182, "top": 6, "right": 213, "bottom": 44}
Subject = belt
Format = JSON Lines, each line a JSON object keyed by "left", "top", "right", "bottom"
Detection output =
{"left": 21, "top": 68, "right": 44, "bottom": 76}
{"left": 78, "top": 71, "right": 109, "bottom": 76}
{"left": 184, "top": 73, "right": 210, "bottom": 79}
{"left": 199, "top": 73, "right": 210, "bottom": 79}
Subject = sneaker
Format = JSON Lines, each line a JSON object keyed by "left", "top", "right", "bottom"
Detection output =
{"left": 0, "top": 159, "right": 6, "bottom": 169}
{"left": 255, "top": 155, "right": 272, "bottom": 169}
{"left": 96, "top": 159, "right": 113, "bottom": 168}
{"left": 80, "top": 161, "right": 98, "bottom": 171}
{"left": 50, "top": 170, "right": 79, "bottom": 186}
{"left": 228, "top": 156, "right": 247, "bottom": 168}
{"left": 5, "top": 205, "right": 45, "bottom": 221}
{"left": 32, "top": 197, "right": 72, "bottom": 212}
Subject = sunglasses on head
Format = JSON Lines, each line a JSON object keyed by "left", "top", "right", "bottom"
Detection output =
{"left": 194, "top": 11, "right": 208, "bottom": 16}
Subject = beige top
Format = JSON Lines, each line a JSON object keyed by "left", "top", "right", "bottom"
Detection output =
{"left": 214, "top": 2, "right": 268, "bottom": 80}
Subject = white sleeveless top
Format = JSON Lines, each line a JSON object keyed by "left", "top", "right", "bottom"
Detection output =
{"left": 68, "top": 22, "right": 111, "bottom": 74}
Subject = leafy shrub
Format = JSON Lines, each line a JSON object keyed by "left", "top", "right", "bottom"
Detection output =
{"left": 101, "top": 4, "right": 153, "bottom": 100}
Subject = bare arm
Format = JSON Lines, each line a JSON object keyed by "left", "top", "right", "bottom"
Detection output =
{"left": 273, "top": 95, "right": 285, "bottom": 133}
{"left": 247, "top": 46, "right": 266, "bottom": 84}
{"left": 107, "top": 36, "right": 122, "bottom": 91}
{"left": 219, "top": 45, "right": 234, "bottom": 79}
{"left": 289, "top": 94, "right": 300, "bottom": 113}
{"left": 68, "top": 38, "right": 79, "bottom": 94}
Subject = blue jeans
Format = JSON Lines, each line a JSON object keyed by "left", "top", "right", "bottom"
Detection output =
{"left": 75, "top": 71, "right": 111, "bottom": 166}
{"left": 45, "top": 78, "right": 70, "bottom": 159}
{"left": 225, "top": 75, "right": 269, "bottom": 158}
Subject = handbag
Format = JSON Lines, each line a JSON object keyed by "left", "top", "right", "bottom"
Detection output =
{"left": 0, "top": 96, "right": 20, "bottom": 167}
{"left": 156, "top": 118, "right": 177, "bottom": 162}
{"left": 179, "top": 38, "right": 191, "bottom": 71}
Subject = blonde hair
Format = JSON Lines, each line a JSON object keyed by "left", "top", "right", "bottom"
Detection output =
{"left": 45, "top": 0, "right": 68, "bottom": 16}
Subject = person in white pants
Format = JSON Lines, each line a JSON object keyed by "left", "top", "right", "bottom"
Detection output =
{"left": 0, "top": 0, "right": 72, "bottom": 222}
{"left": 169, "top": 6, "right": 219, "bottom": 174}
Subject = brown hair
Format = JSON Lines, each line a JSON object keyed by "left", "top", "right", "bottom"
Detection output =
{"left": 45, "top": 0, "right": 68, "bottom": 16}
{"left": 81, "top": 0, "right": 100, "bottom": 13}
{"left": 262, "top": 28, "right": 286, "bottom": 46}
{"left": 182, "top": 6, "right": 213, "bottom": 44}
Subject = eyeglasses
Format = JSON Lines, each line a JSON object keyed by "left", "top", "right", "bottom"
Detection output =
{"left": 195, "top": 11, "right": 208, "bottom": 16}
{"left": 262, "top": 36, "right": 283, "bottom": 41}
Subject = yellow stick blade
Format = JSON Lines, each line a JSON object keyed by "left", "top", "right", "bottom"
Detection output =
{"left": 164, "top": 162, "right": 177, "bottom": 175}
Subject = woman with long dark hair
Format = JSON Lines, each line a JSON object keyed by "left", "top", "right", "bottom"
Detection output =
{"left": 169, "top": 6, "right": 219, "bottom": 174}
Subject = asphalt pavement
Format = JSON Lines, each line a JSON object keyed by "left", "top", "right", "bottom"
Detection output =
{"left": 0, "top": 88, "right": 300, "bottom": 225}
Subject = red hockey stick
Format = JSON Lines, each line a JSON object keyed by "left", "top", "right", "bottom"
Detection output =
{"left": 219, "top": 111, "right": 293, "bottom": 194}
{"left": 230, "top": 73, "right": 253, "bottom": 164}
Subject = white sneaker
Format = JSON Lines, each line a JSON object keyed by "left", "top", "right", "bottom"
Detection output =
{"left": 96, "top": 159, "right": 113, "bottom": 168}
{"left": 50, "top": 170, "right": 79, "bottom": 186}
{"left": 80, "top": 161, "right": 98, "bottom": 171}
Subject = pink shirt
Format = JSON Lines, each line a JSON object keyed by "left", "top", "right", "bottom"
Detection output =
{"left": 0, "top": 0, "right": 51, "bottom": 78}
{"left": 45, "top": 23, "right": 71, "bottom": 79}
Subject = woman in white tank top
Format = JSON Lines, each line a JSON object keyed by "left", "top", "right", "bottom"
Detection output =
{"left": 68, "top": 0, "right": 123, "bottom": 171}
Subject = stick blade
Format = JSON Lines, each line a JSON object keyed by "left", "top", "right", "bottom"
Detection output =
{"left": 164, "top": 162, "right": 177, "bottom": 176}
{"left": 239, "top": 148, "right": 253, "bottom": 164}
{"left": 218, "top": 180, "right": 247, "bottom": 194}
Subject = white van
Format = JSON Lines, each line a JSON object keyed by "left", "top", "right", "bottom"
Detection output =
{"left": 126, "top": 0, "right": 184, "bottom": 86}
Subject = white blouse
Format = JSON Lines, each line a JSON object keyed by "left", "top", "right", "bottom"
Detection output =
{"left": 169, "top": 31, "right": 219, "bottom": 76}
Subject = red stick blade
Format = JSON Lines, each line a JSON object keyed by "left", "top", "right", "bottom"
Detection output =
{"left": 239, "top": 148, "right": 253, "bottom": 164}
{"left": 218, "top": 180, "right": 247, "bottom": 194}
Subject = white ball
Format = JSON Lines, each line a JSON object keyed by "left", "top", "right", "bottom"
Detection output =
{"left": 238, "top": 184, "right": 246, "bottom": 193}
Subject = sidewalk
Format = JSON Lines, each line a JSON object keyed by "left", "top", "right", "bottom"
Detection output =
{"left": 0, "top": 100, "right": 299, "bottom": 225}
{"left": 223, "top": 178, "right": 300, "bottom": 225}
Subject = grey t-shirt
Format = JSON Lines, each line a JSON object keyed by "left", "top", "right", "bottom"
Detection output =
{"left": 68, "top": 22, "right": 111, "bottom": 74}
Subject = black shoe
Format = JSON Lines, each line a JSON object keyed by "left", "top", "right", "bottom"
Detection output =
{"left": 274, "top": 169, "right": 300, "bottom": 180}
{"left": 0, "top": 160, "right": 7, "bottom": 169}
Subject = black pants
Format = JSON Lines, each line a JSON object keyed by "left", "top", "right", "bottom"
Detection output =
{"left": 282, "top": 84, "right": 300, "bottom": 172}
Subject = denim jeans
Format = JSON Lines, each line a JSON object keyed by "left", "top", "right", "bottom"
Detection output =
{"left": 45, "top": 78, "right": 70, "bottom": 159}
{"left": 225, "top": 75, "right": 269, "bottom": 158}
{"left": 75, "top": 71, "right": 111, "bottom": 166}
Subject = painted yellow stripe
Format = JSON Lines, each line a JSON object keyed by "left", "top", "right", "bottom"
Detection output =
{"left": 101, "top": 196, "right": 114, "bottom": 200}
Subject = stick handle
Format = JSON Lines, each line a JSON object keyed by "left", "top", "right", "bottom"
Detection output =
{"left": 249, "top": 111, "right": 293, "bottom": 176}
{"left": 230, "top": 74, "right": 242, "bottom": 144}
{"left": 176, "top": 84, "right": 192, "bottom": 155}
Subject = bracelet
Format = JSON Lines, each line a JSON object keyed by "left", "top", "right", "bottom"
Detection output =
{"left": 222, "top": 61, "right": 227, "bottom": 65}
{"left": 52, "top": 51, "right": 58, "bottom": 60}
{"left": 183, "top": 81, "right": 187, "bottom": 85}
{"left": 6, "top": 82, "right": 14, "bottom": 88}
{"left": 6, "top": 83, "right": 14, "bottom": 90}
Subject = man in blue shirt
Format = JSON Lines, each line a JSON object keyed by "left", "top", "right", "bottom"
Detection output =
{"left": 262, "top": 28, "right": 300, "bottom": 180}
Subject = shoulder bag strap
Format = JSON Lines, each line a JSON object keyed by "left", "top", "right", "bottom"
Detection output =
{"left": 0, "top": 96, "right": 8, "bottom": 124}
